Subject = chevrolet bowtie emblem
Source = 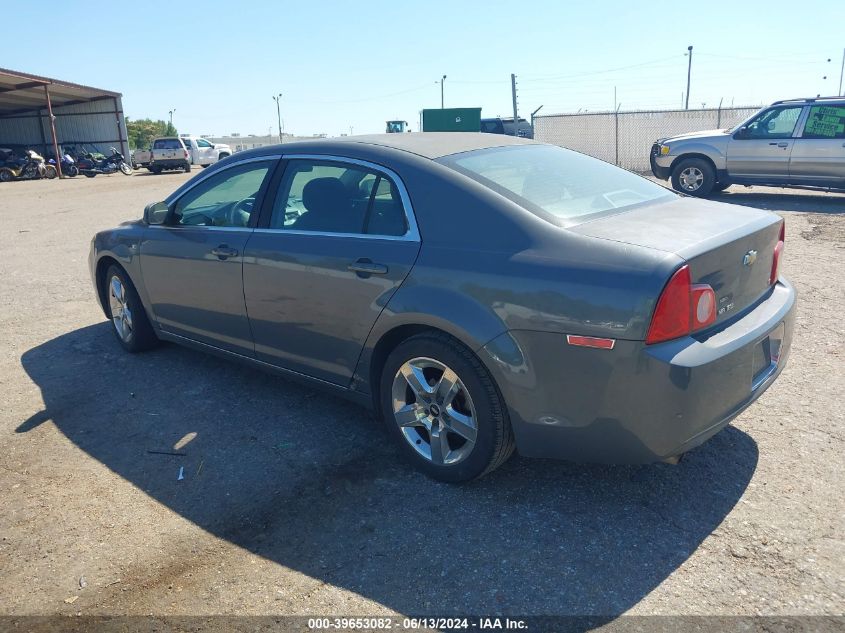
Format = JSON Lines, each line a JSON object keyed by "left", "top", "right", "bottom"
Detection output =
{"left": 743, "top": 250, "right": 758, "bottom": 266}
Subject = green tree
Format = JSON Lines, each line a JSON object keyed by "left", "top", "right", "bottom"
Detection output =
{"left": 126, "top": 118, "right": 178, "bottom": 149}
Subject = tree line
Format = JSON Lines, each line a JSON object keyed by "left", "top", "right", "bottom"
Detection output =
{"left": 126, "top": 118, "right": 178, "bottom": 150}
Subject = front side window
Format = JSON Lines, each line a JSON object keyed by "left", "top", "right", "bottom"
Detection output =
{"left": 742, "top": 106, "right": 803, "bottom": 139}
{"left": 802, "top": 105, "right": 845, "bottom": 139}
{"left": 196, "top": 138, "right": 213, "bottom": 148}
{"left": 440, "top": 144, "right": 674, "bottom": 225}
{"left": 172, "top": 160, "right": 273, "bottom": 227}
{"left": 268, "top": 160, "right": 407, "bottom": 236}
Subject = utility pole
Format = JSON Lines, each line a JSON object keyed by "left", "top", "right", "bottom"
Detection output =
{"left": 685, "top": 46, "right": 693, "bottom": 110}
{"left": 511, "top": 74, "right": 519, "bottom": 135}
{"left": 438, "top": 75, "right": 447, "bottom": 108}
{"left": 272, "top": 94, "right": 282, "bottom": 143}
{"left": 168, "top": 109, "right": 175, "bottom": 134}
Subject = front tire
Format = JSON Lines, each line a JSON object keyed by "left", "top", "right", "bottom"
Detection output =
{"left": 671, "top": 158, "right": 715, "bottom": 197}
{"left": 119, "top": 162, "right": 133, "bottom": 175}
{"left": 104, "top": 265, "right": 159, "bottom": 353}
{"left": 183, "top": 162, "right": 191, "bottom": 173}
{"left": 379, "top": 332, "right": 515, "bottom": 482}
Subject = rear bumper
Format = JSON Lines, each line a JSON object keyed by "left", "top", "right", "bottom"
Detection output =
{"left": 480, "top": 279, "right": 796, "bottom": 463}
{"left": 151, "top": 158, "right": 188, "bottom": 167}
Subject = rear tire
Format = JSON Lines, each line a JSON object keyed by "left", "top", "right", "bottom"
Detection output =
{"left": 0, "top": 169, "right": 13, "bottom": 182}
{"left": 150, "top": 166, "right": 162, "bottom": 174}
{"left": 104, "top": 265, "right": 159, "bottom": 353}
{"left": 84, "top": 172, "right": 96, "bottom": 178}
{"left": 379, "top": 332, "right": 515, "bottom": 482}
{"left": 671, "top": 158, "right": 715, "bottom": 197}
{"left": 183, "top": 162, "right": 191, "bottom": 173}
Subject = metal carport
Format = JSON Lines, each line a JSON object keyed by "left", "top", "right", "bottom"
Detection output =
{"left": 0, "top": 67, "right": 129, "bottom": 177}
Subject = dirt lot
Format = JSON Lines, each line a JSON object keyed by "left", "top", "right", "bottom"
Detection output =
{"left": 0, "top": 171, "right": 843, "bottom": 623}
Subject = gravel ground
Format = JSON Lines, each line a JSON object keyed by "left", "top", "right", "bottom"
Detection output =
{"left": 0, "top": 171, "right": 843, "bottom": 623}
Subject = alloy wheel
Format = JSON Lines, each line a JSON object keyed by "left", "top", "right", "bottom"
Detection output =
{"left": 679, "top": 166, "right": 704, "bottom": 191}
{"left": 108, "top": 275, "right": 133, "bottom": 342}
{"left": 391, "top": 357, "right": 478, "bottom": 465}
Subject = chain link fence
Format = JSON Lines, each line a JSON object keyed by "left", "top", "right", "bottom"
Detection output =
{"left": 534, "top": 106, "right": 762, "bottom": 172}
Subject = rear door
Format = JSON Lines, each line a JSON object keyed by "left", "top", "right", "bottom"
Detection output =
{"left": 140, "top": 158, "right": 277, "bottom": 355}
{"left": 243, "top": 156, "right": 421, "bottom": 385}
{"left": 726, "top": 105, "right": 804, "bottom": 180}
{"left": 789, "top": 104, "right": 845, "bottom": 185}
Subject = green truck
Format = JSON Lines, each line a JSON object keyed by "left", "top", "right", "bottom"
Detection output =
{"left": 420, "top": 107, "right": 482, "bottom": 132}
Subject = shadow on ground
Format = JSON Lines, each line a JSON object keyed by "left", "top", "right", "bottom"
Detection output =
{"left": 712, "top": 189, "right": 845, "bottom": 213}
{"left": 19, "top": 324, "right": 758, "bottom": 619}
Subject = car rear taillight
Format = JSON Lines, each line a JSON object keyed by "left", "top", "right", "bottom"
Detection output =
{"left": 646, "top": 265, "right": 717, "bottom": 345}
{"left": 184, "top": 149, "right": 189, "bottom": 159}
{"left": 770, "top": 222, "right": 785, "bottom": 285}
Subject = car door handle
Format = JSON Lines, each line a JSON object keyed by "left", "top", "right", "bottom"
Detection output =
{"left": 769, "top": 142, "right": 789, "bottom": 148}
{"left": 348, "top": 259, "right": 388, "bottom": 275}
{"left": 211, "top": 245, "right": 238, "bottom": 259}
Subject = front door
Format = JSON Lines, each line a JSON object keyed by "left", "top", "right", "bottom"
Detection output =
{"left": 243, "top": 158, "right": 420, "bottom": 385}
{"left": 140, "top": 158, "right": 277, "bottom": 355}
{"left": 789, "top": 104, "right": 845, "bottom": 185}
{"left": 726, "top": 105, "right": 804, "bottom": 180}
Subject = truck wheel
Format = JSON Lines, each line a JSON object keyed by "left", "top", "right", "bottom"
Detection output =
{"left": 151, "top": 166, "right": 162, "bottom": 174}
{"left": 671, "top": 158, "right": 715, "bottom": 197}
{"left": 183, "top": 162, "right": 191, "bottom": 173}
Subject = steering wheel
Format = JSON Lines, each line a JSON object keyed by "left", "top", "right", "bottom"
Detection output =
{"left": 227, "top": 196, "right": 255, "bottom": 227}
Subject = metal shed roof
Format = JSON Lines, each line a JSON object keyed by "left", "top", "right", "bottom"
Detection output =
{"left": 0, "top": 67, "right": 121, "bottom": 117}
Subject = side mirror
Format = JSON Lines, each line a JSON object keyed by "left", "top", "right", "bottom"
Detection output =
{"left": 144, "top": 201, "right": 169, "bottom": 225}
{"left": 734, "top": 126, "right": 749, "bottom": 139}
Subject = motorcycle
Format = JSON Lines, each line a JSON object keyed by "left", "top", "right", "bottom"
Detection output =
{"left": 77, "top": 147, "right": 132, "bottom": 177}
{"left": 47, "top": 153, "right": 79, "bottom": 177}
{"left": 0, "top": 150, "right": 57, "bottom": 182}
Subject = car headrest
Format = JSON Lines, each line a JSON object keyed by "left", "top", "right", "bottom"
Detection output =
{"left": 302, "top": 178, "right": 351, "bottom": 215}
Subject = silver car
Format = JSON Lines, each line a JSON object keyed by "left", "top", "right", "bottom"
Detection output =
{"left": 651, "top": 96, "right": 845, "bottom": 197}
{"left": 90, "top": 134, "right": 795, "bottom": 482}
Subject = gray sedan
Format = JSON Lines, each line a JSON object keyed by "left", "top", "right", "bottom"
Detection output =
{"left": 89, "top": 133, "right": 795, "bottom": 482}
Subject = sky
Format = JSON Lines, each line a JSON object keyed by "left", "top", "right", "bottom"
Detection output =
{"left": 5, "top": 1, "right": 844, "bottom": 138}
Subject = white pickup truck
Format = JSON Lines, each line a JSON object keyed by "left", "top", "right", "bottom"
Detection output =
{"left": 134, "top": 136, "right": 232, "bottom": 172}
{"left": 180, "top": 136, "right": 232, "bottom": 168}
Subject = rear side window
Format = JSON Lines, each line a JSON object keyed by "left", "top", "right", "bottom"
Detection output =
{"left": 439, "top": 144, "right": 675, "bottom": 225}
{"left": 802, "top": 106, "right": 845, "bottom": 139}
{"left": 268, "top": 160, "right": 407, "bottom": 236}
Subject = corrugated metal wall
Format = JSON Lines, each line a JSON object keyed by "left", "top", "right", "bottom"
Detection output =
{"left": 0, "top": 97, "right": 129, "bottom": 160}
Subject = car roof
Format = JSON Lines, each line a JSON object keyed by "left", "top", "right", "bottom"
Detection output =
{"left": 233, "top": 132, "right": 538, "bottom": 161}
{"left": 771, "top": 96, "right": 845, "bottom": 106}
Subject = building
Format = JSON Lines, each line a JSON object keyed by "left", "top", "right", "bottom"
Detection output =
{"left": 209, "top": 132, "right": 328, "bottom": 153}
{"left": 0, "top": 67, "right": 129, "bottom": 174}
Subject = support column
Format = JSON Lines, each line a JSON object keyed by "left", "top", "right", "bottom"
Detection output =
{"left": 44, "top": 85, "right": 62, "bottom": 178}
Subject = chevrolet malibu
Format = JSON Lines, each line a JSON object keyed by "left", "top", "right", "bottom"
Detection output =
{"left": 89, "top": 133, "right": 795, "bottom": 482}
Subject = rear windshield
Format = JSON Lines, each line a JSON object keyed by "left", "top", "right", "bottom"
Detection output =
{"left": 154, "top": 139, "right": 184, "bottom": 149}
{"left": 439, "top": 144, "right": 674, "bottom": 225}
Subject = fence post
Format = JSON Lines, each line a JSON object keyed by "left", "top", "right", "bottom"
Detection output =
{"left": 716, "top": 97, "right": 723, "bottom": 128}
{"left": 614, "top": 105, "right": 620, "bottom": 166}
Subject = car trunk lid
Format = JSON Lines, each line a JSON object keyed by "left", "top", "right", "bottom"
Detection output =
{"left": 569, "top": 197, "right": 783, "bottom": 325}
